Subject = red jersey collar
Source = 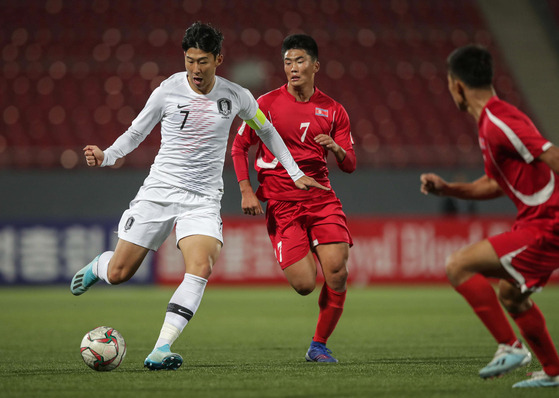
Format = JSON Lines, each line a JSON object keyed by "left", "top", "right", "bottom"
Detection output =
{"left": 478, "top": 95, "right": 500, "bottom": 126}
{"left": 281, "top": 84, "right": 321, "bottom": 103}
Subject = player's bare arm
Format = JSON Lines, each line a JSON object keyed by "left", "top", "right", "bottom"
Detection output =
{"left": 538, "top": 144, "right": 559, "bottom": 174}
{"left": 420, "top": 173, "right": 504, "bottom": 200}
{"left": 239, "top": 179, "right": 264, "bottom": 216}
{"left": 314, "top": 134, "right": 346, "bottom": 163}
{"left": 83, "top": 145, "right": 104, "bottom": 167}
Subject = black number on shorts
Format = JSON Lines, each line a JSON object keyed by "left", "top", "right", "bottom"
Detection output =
{"left": 180, "top": 110, "right": 189, "bottom": 129}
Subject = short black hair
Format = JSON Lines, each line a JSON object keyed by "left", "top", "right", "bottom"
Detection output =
{"left": 281, "top": 34, "right": 319, "bottom": 61}
{"left": 181, "top": 21, "right": 223, "bottom": 58}
{"left": 447, "top": 45, "right": 493, "bottom": 88}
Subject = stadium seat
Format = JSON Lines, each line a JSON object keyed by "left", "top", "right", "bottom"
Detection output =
{"left": 0, "top": 0, "right": 528, "bottom": 168}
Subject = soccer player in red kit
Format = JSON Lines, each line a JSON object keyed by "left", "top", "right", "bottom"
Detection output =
{"left": 232, "top": 34, "right": 356, "bottom": 362}
{"left": 421, "top": 45, "right": 559, "bottom": 388}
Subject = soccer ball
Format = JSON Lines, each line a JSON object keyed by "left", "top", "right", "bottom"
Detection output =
{"left": 80, "top": 326, "right": 126, "bottom": 371}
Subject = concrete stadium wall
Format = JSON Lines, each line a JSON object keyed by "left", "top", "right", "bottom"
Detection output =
{"left": 0, "top": 168, "right": 515, "bottom": 221}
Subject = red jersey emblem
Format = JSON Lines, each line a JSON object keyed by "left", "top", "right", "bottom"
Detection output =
{"left": 315, "top": 107, "right": 328, "bottom": 117}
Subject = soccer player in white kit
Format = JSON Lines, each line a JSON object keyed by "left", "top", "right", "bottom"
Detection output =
{"left": 70, "top": 22, "right": 327, "bottom": 370}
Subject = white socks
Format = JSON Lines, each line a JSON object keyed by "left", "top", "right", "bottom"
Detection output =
{"left": 91, "top": 253, "right": 208, "bottom": 351}
{"left": 154, "top": 273, "right": 208, "bottom": 349}
{"left": 93, "top": 251, "right": 114, "bottom": 284}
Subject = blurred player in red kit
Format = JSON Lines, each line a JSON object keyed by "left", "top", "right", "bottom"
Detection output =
{"left": 232, "top": 34, "right": 356, "bottom": 362}
{"left": 421, "top": 44, "right": 559, "bottom": 388}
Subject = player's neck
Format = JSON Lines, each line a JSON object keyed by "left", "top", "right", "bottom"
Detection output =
{"left": 467, "top": 89, "right": 496, "bottom": 122}
{"left": 287, "top": 84, "right": 315, "bottom": 102}
{"left": 188, "top": 75, "right": 217, "bottom": 95}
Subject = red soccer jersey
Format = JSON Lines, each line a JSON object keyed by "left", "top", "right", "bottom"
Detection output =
{"left": 232, "top": 84, "right": 355, "bottom": 201}
{"left": 478, "top": 96, "right": 559, "bottom": 227}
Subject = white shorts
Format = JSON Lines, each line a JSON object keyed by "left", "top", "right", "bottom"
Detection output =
{"left": 117, "top": 176, "right": 223, "bottom": 251}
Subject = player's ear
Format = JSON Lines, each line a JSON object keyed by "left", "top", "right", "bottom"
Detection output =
{"left": 313, "top": 60, "right": 320, "bottom": 73}
{"left": 215, "top": 54, "right": 224, "bottom": 67}
{"left": 457, "top": 80, "right": 466, "bottom": 98}
{"left": 448, "top": 75, "right": 456, "bottom": 89}
{"left": 448, "top": 75, "right": 464, "bottom": 97}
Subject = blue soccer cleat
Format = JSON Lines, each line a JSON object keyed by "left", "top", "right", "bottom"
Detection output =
{"left": 513, "top": 371, "right": 559, "bottom": 388}
{"left": 305, "top": 341, "right": 338, "bottom": 363}
{"left": 479, "top": 342, "right": 532, "bottom": 379}
{"left": 144, "top": 344, "right": 183, "bottom": 371}
{"left": 71, "top": 255, "right": 101, "bottom": 296}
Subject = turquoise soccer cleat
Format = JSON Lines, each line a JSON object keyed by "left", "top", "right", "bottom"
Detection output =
{"left": 144, "top": 344, "right": 183, "bottom": 370}
{"left": 512, "top": 370, "right": 559, "bottom": 388}
{"left": 305, "top": 341, "right": 338, "bottom": 363}
{"left": 71, "top": 255, "right": 101, "bottom": 296}
{"left": 513, "top": 370, "right": 559, "bottom": 388}
{"left": 479, "top": 342, "right": 532, "bottom": 379}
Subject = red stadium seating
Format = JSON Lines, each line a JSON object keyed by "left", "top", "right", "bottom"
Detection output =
{"left": 0, "top": 0, "right": 528, "bottom": 169}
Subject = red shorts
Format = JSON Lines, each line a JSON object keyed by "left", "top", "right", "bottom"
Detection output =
{"left": 266, "top": 196, "right": 352, "bottom": 269}
{"left": 489, "top": 224, "right": 559, "bottom": 292}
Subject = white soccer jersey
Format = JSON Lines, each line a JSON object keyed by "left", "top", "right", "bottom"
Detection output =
{"left": 102, "top": 73, "right": 269, "bottom": 197}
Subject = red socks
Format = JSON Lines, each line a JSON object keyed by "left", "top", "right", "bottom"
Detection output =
{"left": 510, "top": 304, "right": 559, "bottom": 376}
{"left": 455, "top": 274, "right": 517, "bottom": 346}
{"left": 313, "top": 284, "right": 346, "bottom": 344}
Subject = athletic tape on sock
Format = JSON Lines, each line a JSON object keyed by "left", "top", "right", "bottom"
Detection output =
{"left": 167, "top": 303, "right": 194, "bottom": 321}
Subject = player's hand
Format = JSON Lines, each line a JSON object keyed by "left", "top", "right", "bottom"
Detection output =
{"left": 294, "top": 175, "right": 330, "bottom": 191}
{"left": 420, "top": 173, "right": 447, "bottom": 195}
{"left": 83, "top": 145, "right": 104, "bottom": 167}
{"left": 241, "top": 191, "right": 264, "bottom": 216}
{"left": 314, "top": 134, "right": 340, "bottom": 152}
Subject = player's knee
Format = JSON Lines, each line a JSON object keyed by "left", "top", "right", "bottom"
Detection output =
{"left": 499, "top": 295, "right": 529, "bottom": 313}
{"left": 498, "top": 289, "right": 531, "bottom": 314}
{"left": 325, "top": 266, "right": 348, "bottom": 290}
{"left": 444, "top": 252, "right": 464, "bottom": 286}
{"left": 291, "top": 280, "right": 316, "bottom": 296}
{"left": 107, "top": 269, "right": 128, "bottom": 285}
{"left": 295, "top": 287, "right": 314, "bottom": 296}
{"left": 499, "top": 295, "right": 516, "bottom": 313}
{"left": 107, "top": 262, "right": 133, "bottom": 284}
{"left": 186, "top": 262, "right": 213, "bottom": 280}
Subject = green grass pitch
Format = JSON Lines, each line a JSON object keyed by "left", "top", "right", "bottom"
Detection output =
{"left": 1, "top": 284, "right": 558, "bottom": 397}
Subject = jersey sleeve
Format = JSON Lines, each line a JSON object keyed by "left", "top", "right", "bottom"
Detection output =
{"left": 101, "top": 86, "right": 165, "bottom": 167}
{"left": 231, "top": 121, "right": 259, "bottom": 182}
{"left": 513, "top": 119, "right": 552, "bottom": 163}
{"left": 485, "top": 105, "right": 550, "bottom": 164}
{"left": 235, "top": 87, "right": 259, "bottom": 121}
{"left": 332, "top": 104, "right": 356, "bottom": 173}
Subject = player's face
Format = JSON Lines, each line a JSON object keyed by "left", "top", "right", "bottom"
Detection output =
{"left": 283, "top": 49, "right": 319, "bottom": 90}
{"left": 184, "top": 48, "right": 223, "bottom": 94}
{"left": 447, "top": 73, "right": 468, "bottom": 112}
